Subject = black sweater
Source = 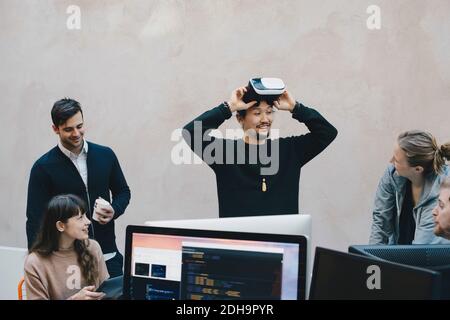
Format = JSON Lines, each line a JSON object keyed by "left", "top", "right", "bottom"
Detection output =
{"left": 183, "top": 102, "right": 337, "bottom": 217}
{"left": 26, "top": 142, "right": 131, "bottom": 253}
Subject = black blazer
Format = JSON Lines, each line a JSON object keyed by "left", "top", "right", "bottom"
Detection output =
{"left": 26, "top": 141, "right": 131, "bottom": 253}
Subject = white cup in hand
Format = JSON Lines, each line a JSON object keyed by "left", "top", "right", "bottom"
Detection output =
{"left": 94, "top": 197, "right": 110, "bottom": 222}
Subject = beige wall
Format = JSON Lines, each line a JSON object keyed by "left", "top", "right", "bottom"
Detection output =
{"left": 1, "top": 0, "right": 449, "bottom": 254}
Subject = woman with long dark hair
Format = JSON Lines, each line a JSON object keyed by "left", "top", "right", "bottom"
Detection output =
{"left": 24, "top": 194, "right": 109, "bottom": 299}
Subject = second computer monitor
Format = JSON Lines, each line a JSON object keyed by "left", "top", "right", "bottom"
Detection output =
{"left": 124, "top": 225, "right": 307, "bottom": 300}
{"left": 144, "top": 214, "right": 311, "bottom": 239}
{"left": 145, "top": 214, "right": 313, "bottom": 292}
{"left": 349, "top": 244, "right": 450, "bottom": 299}
{"left": 309, "top": 247, "right": 442, "bottom": 300}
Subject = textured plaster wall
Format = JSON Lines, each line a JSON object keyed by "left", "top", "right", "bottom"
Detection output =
{"left": 1, "top": 0, "right": 449, "bottom": 254}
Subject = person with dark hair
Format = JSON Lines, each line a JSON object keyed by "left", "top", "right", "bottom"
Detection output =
{"left": 51, "top": 98, "right": 84, "bottom": 127}
{"left": 182, "top": 84, "right": 338, "bottom": 218}
{"left": 370, "top": 130, "right": 450, "bottom": 245}
{"left": 433, "top": 177, "right": 450, "bottom": 240}
{"left": 24, "top": 194, "right": 109, "bottom": 300}
{"left": 26, "top": 98, "right": 131, "bottom": 277}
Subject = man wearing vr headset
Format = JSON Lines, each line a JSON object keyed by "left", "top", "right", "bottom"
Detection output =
{"left": 183, "top": 78, "right": 337, "bottom": 217}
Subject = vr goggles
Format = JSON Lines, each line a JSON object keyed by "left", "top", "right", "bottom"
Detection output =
{"left": 243, "top": 78, "right": 286, "bottom": 104}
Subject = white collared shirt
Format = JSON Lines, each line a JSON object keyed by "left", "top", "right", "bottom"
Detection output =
{"left": 58, "top": 139, "right": 88, "bottom": 187}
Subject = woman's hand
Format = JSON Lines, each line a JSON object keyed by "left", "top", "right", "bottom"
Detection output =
{"left": 68, "top": 285, "right": 105, "bottom": 300}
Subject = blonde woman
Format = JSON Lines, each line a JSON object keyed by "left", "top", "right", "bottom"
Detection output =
{"left": 370, "top": 131, "right": 450, "bottom": 245}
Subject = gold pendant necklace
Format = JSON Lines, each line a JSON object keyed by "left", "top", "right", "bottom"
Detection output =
{"left": 262, "top": 178, "right": 267, "bottom": 192}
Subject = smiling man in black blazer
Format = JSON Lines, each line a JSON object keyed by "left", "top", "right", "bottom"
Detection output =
{"left": 26, "top": 98, "right": 131, "bottom": 277}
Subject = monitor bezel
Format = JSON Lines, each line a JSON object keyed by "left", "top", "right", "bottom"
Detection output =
{"left": 123, "top": 225, "right": 307, "bottom": 300}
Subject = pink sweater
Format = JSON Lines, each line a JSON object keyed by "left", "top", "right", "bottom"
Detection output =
{"left": 24, "top": 240, "right": 109, "bottom": 300}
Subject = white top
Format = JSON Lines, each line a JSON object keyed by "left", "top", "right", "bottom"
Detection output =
{"left": 58, "top": 139, "right": 88, "bottom": 187}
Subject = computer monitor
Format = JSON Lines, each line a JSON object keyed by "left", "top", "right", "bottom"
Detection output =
{"left": 349, "top": 244, "right": 450, "bottom": 299}
{"left": 309, "top": 247, "right": 442, "bottom": 300}
{"left": 144, "top": 215, "right": 311, "bottom": 238}
{"left": 123, "top": 225, "right": 307, "bottom": 300}
{"left": 144, "top": 214, "right": 313, "bottom": 295}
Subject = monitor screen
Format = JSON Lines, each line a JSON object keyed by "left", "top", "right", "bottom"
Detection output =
{"left": 145, "top": 214, "right": 313, "bottom": 294}
{"left": 309, "top": 247, "right": 442, "bottom": 300}
{"left": 123, "top": 225, "right": 307, "bottom": 300}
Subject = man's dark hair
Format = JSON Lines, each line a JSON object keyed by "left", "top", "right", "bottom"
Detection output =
{"left": 51, "top": 98, "right": 83, "bottom": 126}
{"left": 237, "top": 85, "right": 279, "bottom": 118}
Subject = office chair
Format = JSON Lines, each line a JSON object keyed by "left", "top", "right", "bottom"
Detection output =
{"left": 18, "top": 277, "right": 25, "bottom": 300}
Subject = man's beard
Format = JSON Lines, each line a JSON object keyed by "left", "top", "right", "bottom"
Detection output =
{"left": 63, "top": 137, "right": 83, "bottom": 151}
{"left": 244, "top": 127, "right": 271, "bottom": 141}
